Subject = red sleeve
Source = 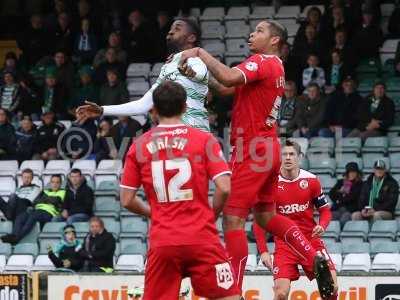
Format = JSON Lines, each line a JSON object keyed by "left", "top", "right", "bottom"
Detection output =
{"left": 120, "top": 143, "right": 141, "bottom": 190}
{"left": 234, "top": 55, "right": 269, "bottom": 84}
{"left": 318, "top": 206, "right": 332, "bottom": 230}
{"left": 205, "top": 135, "right": 231, "bottom": 181}
{"left": 253, "top": 222, "right": 269, "bottom": 254}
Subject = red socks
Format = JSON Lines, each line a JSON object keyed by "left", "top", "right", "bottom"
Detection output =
{"left": 265, "top": 214, "right": 317, "bottom": 263}
{"left": 224, "top": 229, "right": 248, "bottom": 292}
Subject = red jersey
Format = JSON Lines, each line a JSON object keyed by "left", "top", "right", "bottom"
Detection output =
{"left": 121, "top": 124, "right": 231, "bottom": 248}
{"left": 231, "top": 54, "right": 285, "bottom": 145}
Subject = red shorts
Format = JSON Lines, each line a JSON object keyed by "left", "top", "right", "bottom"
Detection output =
{"left": 273, "top": 238, "right": 336, "bottom": 281}
{"left": 224, "top": 137, "right": 281, "bottom": 218}
{"left": 143, "top": 243, "right": 239, "bottom": 299}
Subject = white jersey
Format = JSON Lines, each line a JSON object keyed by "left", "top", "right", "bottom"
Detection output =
{"left": 156, "top": 52, "right": 210, "bottom": 131}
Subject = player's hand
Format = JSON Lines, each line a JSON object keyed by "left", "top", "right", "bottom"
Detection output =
{"left": 312, "top": 225, "right": 325, "bottom": 237}
{"left": 178, "top": 62, "right": 197, "bottom": 78}
{"left": 260, "top": 252, "right": 273, "bottom": 270}
{"left": 76, "top": 101, "right": 103, "bottom": 119}
{"left": 178, "top": 47, "right": 200, "bottom": 69}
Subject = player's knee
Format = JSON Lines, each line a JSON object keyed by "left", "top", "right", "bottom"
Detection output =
{"left": 274, "top": 286, "right": 289, "bottom": 300}
{"left": 222, "top": 215, "right": 245, "bottom": 231}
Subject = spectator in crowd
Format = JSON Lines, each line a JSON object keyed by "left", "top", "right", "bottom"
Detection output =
{"left": 93, "top": 32, "right": 127, "bottom": 68}
{"left": 45, "top": 0, "right": 68, "bottom": 31}
{"left": 278, "top": 81, "right": 299, "bottom": 137}
{"left": 329, "top": 162, "right": 363, "bottom": 227}
{"left": 293, "top": 24, "right": 325, "bottom": 68}
{"left": 0, "top": 168, "right": 41, "bottom": 222}
{"left": 57, "top": 169, "right": 94, "bottom": 224}
{"left": 18, "top": 78, "right": 41, "bottom": 120}
{"left": 0, "top": 108, "right": 16, "bottom": 159}
{"left": 302, "top": 54, "right": 326, "bottom": 90}
{"left": 98, "top": 68, "right": 129, "bottom": 106}
{"left": 48, "top": 224, "right": 83, "bottom": 271}
{"left": 352, "top": 160, "right": 399, "bottom": 221}
{"left": 76, "top": 0, "right": 103, "bottom": 38}
{"left": 294, "top": 83, "right": 327, "bottom": 138}
{"left": 320, "top": 77, "right": 362, "bottom": 138}
{"left": 348, "top": 82, "right": 395, "bottom": 141}
{"left": 352, "top": 9, "right": 383, "bottom": 61}
{"left": 331, "top": 28, "right": 357, "bottom": 72}
{"left": 394, "top": 41, "right": 400, "bottom": 76}
{"left": 94, "top": 118, "right": 114, "bottom": 163}
{"left": 0, "top": 52, "right": 22, "bottom": 85}
{"left": 53, "top": 50, "right": 75, "bottom": 98}
{"left": 294, "top": 7, "right": 323, "bottom": 46}
{"left": 40, "top": 67, "right": 68, "bottom": 118}
{"left": 16, "top": 116, "right": 37, "bottom": 162}
{"left": 281, "top": 42, "right": 300, "bottom": 87}
{"left": 73, "top": 18, "right": 98, "bottom": 64}
{"left": 17, "top": 14, "right": 50, "bottom": 67}
{"left": 0, "top": 71, "right": 22, "bottom": 115}
{"left": 125, "top": 9, "right": 161, "bottom": 63}
{"left": 388, "top": 4, "right": 400, "bottom": 38}
{"left": 324, "top": 49, "right": 351, "bottom": 94}
{"left": 53, "top": 12, "right": 75, "bottom": 54}
{"left": 34, "top": 111, "right": 65, "bottom": 160}
{"left": 94, "top": 48, "right": 126, "bottom": 85}
{"left": 68, "top": 65, "right": 98, "bottom": 118}
{"left": 110, "top": 116, "right": 142, "bottom": 150}
{"left": 321, "top": 6, "right": 351, "bottom": 47}
{"left": 79, "top": 216, "right": 115, "bottom": 273}
{"left": 1, "top": 174, "right": 65, "bottom": 245}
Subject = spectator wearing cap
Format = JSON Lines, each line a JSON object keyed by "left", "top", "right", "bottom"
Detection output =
{"left": 352, "top": 9, "right": 383, "bottom": 61}
{"left": 324, "top": 49, "right": 352, "bottom": 94}
{"left": 0, "top": 70, "right": 22, "bottom": 115}
{"left": 319, "top": 77, "right": 362, "bottom": 138}
{"left": 98, "top": 68, "right": 129, "bottom": 106}
{"left": 302, "top": 54, "right": 326, "bottom": 91}
{"left": 40, "top": 67, "right": 68, "bottom": 118}
{"left": 68, "top": 66, "right": 98, "bottom": 118}
{"left": 0, "top": 108, "right": 16, "bottom": 160}
{"left": 33, "top": 111, "right": 65, "bottom": 161}
{"left": 73, "top": 18, "right": 98, "bottom": 65}
{"left": 329, "top": 162, "right": 364, "bottom": 227}
{"left": 94, "top": 48, "right": 126, "bottom": 85}
{"left": 278, "top": 80, "right": 299, "bottom": 137}
{"left": 352, "top": 160, "right": 399, "bottom": 221}
{"left": 293, "top": 83, "right": 327, "bottom": 138}
{"left": 48, "top": 224, "right": 83, "bottom": 271}
{"left": 16, "top": 116, "right": 37, "bottom": 162}
{"left": 93, "top": 32, "right": 127, "bottom": 68}
{"left": 53, "top": 50, "right": 75, "bottom": 98}
{"left": 348, "top": 82, "right": 395, "bottom": 141}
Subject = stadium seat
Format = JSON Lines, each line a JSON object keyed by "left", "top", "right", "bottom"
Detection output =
{"left": 342, "top": 241, "right": 370, "bottom": 255}
{"left": 189, "top": 7, "right": 201, "bottom": 17}
{"left": 225, "top": 21, "right": 250, "bottom": 39}
{"left": 120, "top": 217, "right": 148, "bottom": 241}
{"left": 201, "top": 21, "right": 225, "bottom": 39}
{"left": 73, "top": 222, "right": 89, "bottom": 239}
{"left": 0, "top": 177, "right": 16, "bottom": 196}
{"left": 389, "top": 153, "right": 400, "bottom": 173}
{"left": 127, "top": 81, "right": 150, "bottom": 97}
{"left": 357, "top": 77, "right": 376, "bottom": 92}
{"left": 368, "top": 220, "right": 397, "bottom": 242}
{"left": 267, "top": 243, "right": 275, "bottom": 254}
{"left": 0, "top": 244, "right": 12, "bottom": 257}
{"left": 95, "top": 177, "right": 119, "bottom": 197}
{"left": 323, "top": 221, "right": 341, "bottom": 241}
{"left": 340, "top": 221, "right": 369, "bottom": 242}
{"left": 308, "top": 137, "right": 335, "bottom": 155}
{"left": 13, "top": 243, "right": 39, "bottom": 256}
{"left": 225, "top": 38, "right": 249, "bottom": 57}
{"left": 249, "top": 6, "right": 275, "bottom": 20}
{"left": 362, "top": 154, "right": 390, "bottom": 174}
{"left": 0, "top": 160, "right": 18, "bottom": 178}
{"left": 299, "top": 156, "right": 309, "bottom": 170}
{"left": 96, "top": 160, "right": 123, "bottom": 176}
{"left": 126, "top": 63, "right": 151, "bottom": 79}
{"left": 286, "top": 23, "right": 300, "bottom": 38}
{"left": 43, "top": 160, "right": 71, "bottom": 177}
{"left": 325, "top": 242, "right": 342, "bottom": 254}
{"left": 289, "top": 137, "right": 309, "bottom": 154}
{"left": 95, "top": 197, "right": 120, "bottom": 220}
{"left": 102, "top": 219, "right": 120, "bottom": 239}
{"left": 0, "top": 221, "right": 12, "bottom": 235}
{"left": 341, "top": 253, "right": 371, "bottom": 272}
{"left": 72, "top": 160, "right": 96, "bottom": 177}
{"left": 115, "top": 254, "right": 144, "bottom": 272}
{"left": 362, "top": 137, "right": 388, "bottom": 154}
{"left": 225, "top": 56, "right": 246, "bottom": 68}
{"left": 248, "top": 243, "right": 258, "bottom": 255}
{"left": 150, "top": 62, "right": 163, "bottom": 78}
{"left": 225, "top": 6, "right": 250, "bottom": 21}
{"left": 356, "top": 59, "right": 380, "bottom": 74}
{"left": 395, "top": 197, "right": 400, "bottom": 217}
{"left": 0, "top": 256, "right": 6, "bottom": 272}
{"left": 319, "top": 174, "right": 337, "bottom": 193}
{"left": 200, "top": 7, "right": 225, "bottom": 22}
{"left": 381, "top": 39, "right": 399, "bottom": 53}
{"left": 371, "top": 253, "right": 400, "bottom": 272}
{"left": 335, "top": 154, "right": 363, "bottom": 174}
{"left": 18, "top": 160, "right": 45, "bottom": 176}
{"left": 32, "top": 255, "right": 55, "bottom": 271}
{"left": 19, "top": 223, "right": 40, "bottom": 244}
{"left": 202, "top": 40, "right": 226, "bottom": 58}
{"left": 245, "top": 254, "right": 257, "bottom": 272}
{"left": 274, "top": 5, "right": 300, "bottom": 19}
{"left": 370, "top": 241, "right": 398, "bottom": 256}
{"left": 5, "top": 255, "right": 33, "bottom": 271}
{"left": 386, "top": 77, "right": 400, "bottom": 92}
{"left": 39, "top": 239, "right": 60, "bottom": 255}
{"left": 308, "top": 156, "right": 336, "bottom": 176}
{"left": 330, "top": 253, "right": 342, "bottom": 272}
{"left": 120, "top": 240, "right": 147, "bottom": 256}
{"left": 335, "top": 137, "right": 362, "bottom": 154}
{"left": 39, "top": 222, "right": 66, "bottom": 239}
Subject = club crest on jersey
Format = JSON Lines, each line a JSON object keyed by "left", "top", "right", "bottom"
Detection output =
{"left": 245, "top": 62, "right": 258, "bottom": 71}
{"left": 273, "top": 267, "right": 279, "bottom": 275}
{"left": 215, "top": 262, "right": 234, "bottom": 290}
{"left": 299, "top": 179, "right": 309, "bottom": 190}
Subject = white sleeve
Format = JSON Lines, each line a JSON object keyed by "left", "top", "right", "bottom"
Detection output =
{"left": 187, "top": 57, "right": 208, "bottom": 83}
{"left": 102, "top": 84, "right": 157, "bottom": 116}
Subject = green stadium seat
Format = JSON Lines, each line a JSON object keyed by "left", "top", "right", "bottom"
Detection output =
{"left": 0, "top": 244, "right": 12, "bottom": 257}
{"left": 362, "top": 137, "right": 388, "bottom": 154}
{"left": 248, "top": 243, "right": 257, "bottom": 255}
{"left": 39, "top": 222, "right": 66, "bottom": 239}
{"left": 340, "top": 220, "right": 369, "bottom": 242}
{"left": 395, "top": 197, "right": 400, "bottom": 217}
{"left": 342, "top": 241, "right": 370, "bottom": 255}
{"left": 308, "top": 137, "right": 334, "bottom": 155}
{"left": 387, "top": 92, "right": 400, "bottom": 111}
{"left": 0, "top": 221, "right": 12, "bottom": 235}
{"left": 356, "top": 59, "right": 380, "bottom": 73}
{"left": 120, "top": 239, "right": 147, "bottom": 255}
{"left": 388, "top": 137, "right": 400, "bottom": 153}
{"left": 19, "top": 223, "right": 40, "bottom": 244}
{"left": 13, "top": 243, "right": 39, "bottom": 257}
{"left": 120, "top": 217, "right": 148, "bottom": 240}
{"left": 319, "top": 174, "right": 337, "bottom": 193}
{"left": 103, "top": 219, "right": 120, "bottom": 239}
{"left": 73, "top": 222, "right": 89, "bottom": 239}
{"left": 95, "top": 197, "right": 120, "bottom": 219}
{"left": 386, "top": 77, "right": 400, "bottom": 92}
{"left": 325, "top": 242, "right": 342, "bottom": 254}
{"left": 299, "top": 156, "right": 309, "bottom": 170}
{"left": 335, "top": 154, "right": 363, "bottom": 174}
{"left": 368, "top": 220, "right": 397, "bottom": 242}
{"left": 335, "top": 137, "right": 362, "bottom": 155}
{"left": 389, "top": 153, "right": 400, "bottom": 173}
{"left": 323, "top": 221, "right": 341, "bottom": 241}
{"left": 362, "top": 154, "right": 390, "bottom": 174}
{"left": 370, "top": 241, "right": 398, "bottom": 256}
{"left": 39, "top": 239, "right": 60, "bottom": 254}
{"left": 357, "top": 78, "right": 376, "bottom": 92}
{"left": 308, "top": 156, "right": 336, "bottom": 176}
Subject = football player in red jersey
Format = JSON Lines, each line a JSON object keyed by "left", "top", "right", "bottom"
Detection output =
{"left": 120, "top": 81, "right": 240, "bottom": 300}
{"left": 254, "top": 140, "right": 338, "bottom": 300}
{"left": 178, "top": 20, "right": 334, "bottom": 299}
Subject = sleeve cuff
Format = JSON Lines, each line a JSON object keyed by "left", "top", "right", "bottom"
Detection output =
{"left": 212, "top": 171, "right": 232, "bottom": 181}
{"left": 233, "top": 67, "right": 247, "bottom": 84}
{"left": 120, "top": 185, "right": 138, "bottom": 190}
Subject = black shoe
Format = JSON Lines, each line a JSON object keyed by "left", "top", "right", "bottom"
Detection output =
{"left": 1, "top": 234, "right": 17, "bottom": 245}
{"left": 313, "top": 255, "right": 334, "bottom": 300}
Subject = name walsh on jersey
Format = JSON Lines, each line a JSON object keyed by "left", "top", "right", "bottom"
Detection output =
{"left": 146, "top": 136, "right": 188, "bottom": 154}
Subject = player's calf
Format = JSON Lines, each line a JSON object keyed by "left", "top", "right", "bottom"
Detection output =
{"left": 273, "top": 279, "right": 290, "bottom": 300}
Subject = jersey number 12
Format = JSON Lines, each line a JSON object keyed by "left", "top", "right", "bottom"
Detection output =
{"left": 152, "top": 158, "right": 193, "bottom": 203}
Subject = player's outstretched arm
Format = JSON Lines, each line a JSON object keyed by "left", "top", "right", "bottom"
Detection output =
{"left": 121, "top": 189, "right": 151, "bottom": 218}
{"left": 179, "top": 48, "right": 245, "bottom": 87}
{"left": 213, "top": 174, "right": 231, "bottom": 219}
